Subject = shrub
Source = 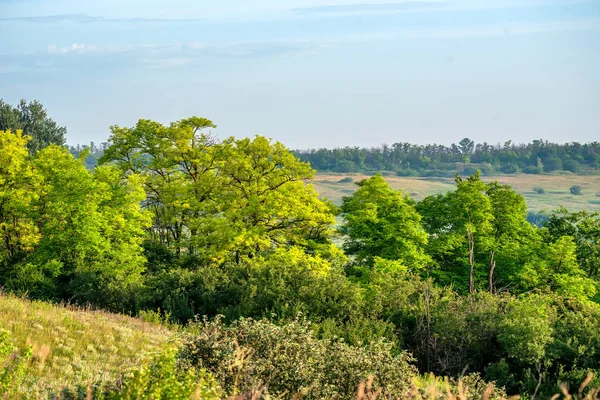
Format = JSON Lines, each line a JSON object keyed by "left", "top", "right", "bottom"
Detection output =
{"left": 533, "top": 187, "right": 545, "bottom": 194}
{"left": 570, "top": 185, "right": 583, "bottom": 195}
{"left": 104, "top": 349, "right": 222, "bottom": 400}
{"left": 501, "top": 163, "right": 520, "bottom": 174}
{"left": 523, "top": 166, "right": 542, "bottom": 174}
{"left": 396, "top": 169, "right": 420, "bottom": 177}
{"left": 564, "top": 160, "right": 583, "bottom": 173}
{"left": 179, "top": 317, "right": 417, "bottom": 399}
{"left": 0, "top": 330, "right": 32, "bottom": 397}
{"left": 338, "top": 176, "right": 354, "bottom": 183}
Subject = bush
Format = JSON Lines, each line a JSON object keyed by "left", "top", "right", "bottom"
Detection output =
{"left": 338, "top": 176, "right": 354, "bottom": 183}
{"left": 564, "top": 160, "right": 583, "bottom": 173}
{"left": 533, "top": 187, "right": 545, "bottom": 194}
{"left": 179, "top": 317, "right": 417, "bottom": 399}
{"left": 570, "top": 185, "right": 583, "bottom": 195}
{"left": 103, "top": 349, "right": 222, "bottom": 400}
{"left": 0, "top": 330, "right": 32, "bottom": 397}
{"left": 523, "top": 166, "right": 542, "bottom": 174}
{"left": 138, "top": 247, "right": 362, "bottom": 325}
{"left": 501, "top": 163, "right": 520, "bottom": 174}
{"left": 396, "top": 169, "right": 420, "bottom": 177}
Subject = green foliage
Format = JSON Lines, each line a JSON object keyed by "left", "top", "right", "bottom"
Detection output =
{"left": 179, "top": 316, "right": 417, "bottom": 399}
{"left": 295, "top": 139, "right": 600, "bottom": 175}
{"left": 418, "top": 172, "right": 494, "bottom": 292}
{"left": 340, "top": 174, "right": 430, "bottom": 273}
{"left": 497, "top": 295, "right": 555, "bottom": 364}
{"left": 100, "top": 118, "right": 336, "bottom": 265}
{"left": 0, "top": 129, "right": 150, "bottom": 310}
{"left": 0, "top": 99, "right": 66, "bottom": 154}
{"left": 0, "top": 330, "right": 32, "bottom": 397}
{"left": 545, "top": 208, "right": 600, "bottom": 281}
{"left": 534, "top": 186, "right": 545, "bottom": 194}
{"left": 104, "top": 349, "right": 222, "bottom": 400}
{"left": 138, "top": 246, "right": 362, "bottom": 327}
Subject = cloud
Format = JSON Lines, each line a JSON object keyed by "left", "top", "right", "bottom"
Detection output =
{"left": 45, "top": 40, "right": 315, "bottom": 59}
{"left": 48, "top": 43, "right": 95, "bottom": 54}
{"left": 47, "top": 43, "right": 162, "bottom": 55}
{"left": 294, "top": 1, "right": 447, "bottom": 14}
{"left": 32, "top": 16, "right": 600, "bottom": 73}
{"left": 0, "top": 14, "right": 101, "bottom": 23}
{"left": 0, "top": 13, "right": 201, "bottom": 23}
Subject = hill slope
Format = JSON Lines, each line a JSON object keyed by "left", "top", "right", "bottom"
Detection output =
{"left": 0, "top": 294, "right": 174, "bottom": 398}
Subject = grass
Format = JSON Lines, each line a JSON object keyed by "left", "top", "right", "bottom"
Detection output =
{"left": 0, "top": 293, "right": 175, "bottom": 398}
{"left": 311, "top": 173, "right": 600, "bottom": 212}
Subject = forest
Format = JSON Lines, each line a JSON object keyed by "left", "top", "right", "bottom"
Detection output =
{"left": 294, "top": 139, "right": 600, "bottom": 176}
{"left": 1, "top": 99, "right": 600, "bottom": 399}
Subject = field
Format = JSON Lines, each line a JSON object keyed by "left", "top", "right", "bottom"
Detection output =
{"left": 0, "top": 294, "right": 175, "bottom": 398}
{"left": 311, "top": 173, "right": 600, "bottom": 212}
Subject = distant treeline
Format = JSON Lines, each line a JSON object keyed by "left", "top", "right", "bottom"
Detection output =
{"left": 294, "top": 138, "right": 600, "bottom": 176}
{"left": 69, "top": 142, "right": 107, "bottom": 169}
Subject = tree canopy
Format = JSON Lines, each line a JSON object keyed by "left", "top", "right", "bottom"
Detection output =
{"left": 0, "top": 99, "right": 66, "bottom": 154}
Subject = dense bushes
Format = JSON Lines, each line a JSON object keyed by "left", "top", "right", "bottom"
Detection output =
{"left": 179, "top": 316, "right": 416, "bottom": 399}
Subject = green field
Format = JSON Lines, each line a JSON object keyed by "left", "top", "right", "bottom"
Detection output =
{"left": 312, "top": 173, "right": 600, "bottom": 212}
{"left": 0, "top": 294, "right": 174, "bottom": 398}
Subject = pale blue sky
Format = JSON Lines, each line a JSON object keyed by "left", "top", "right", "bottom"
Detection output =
{"left": 0, "top": 0, "right": 599, "bottom": 148}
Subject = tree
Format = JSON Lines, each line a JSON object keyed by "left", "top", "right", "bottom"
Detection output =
{"left": 545, "top": 208, "right": 600, "bottom": 279}
{"left": 0, "top": 130, "right": 41, "bottom": 266}
{"left": 339, "top": 174, "right": 429, "bottom": 275}
{"left": 217, "top": 135, "right": 336, "bottom": 261}
{"left": 418, "top": 172, "right": 493, "bottom": 293}
{"left": 485, "top": 182, "right": 538, "bottom": 293}
{"left": 497, "top": 295, "right": 556, "bottom": 398}
{"left": 100, "top": 117, "right": 336, "bottom": 265}
{"left": 0, "top": 131, "right": 150, "bottom": 309}
{"left": 0, "top": 99, "right": 66, "bottom": 153}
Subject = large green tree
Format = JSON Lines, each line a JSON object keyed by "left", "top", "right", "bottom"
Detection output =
{"left": 0, "top": 99, "right": 67, "bottom": 154}
{"left": 0, "top": 129, "right": 150, "bottom": 309}
{"left": 0, "top": 130, "right": 41, "bottom": 265}
{"left": 418, "top": 172, "right": 494, "bottom": 293}
{"left": 545, "top": 208, "right": 600, "bottom": 280}
{"left": 339, "top": 174, "right": 429, "bottom": 275}
{"left": 100, "top": 117, "right": 336, "bottom": 265}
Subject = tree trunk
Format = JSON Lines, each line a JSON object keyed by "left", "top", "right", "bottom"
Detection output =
{"left": 468, "top": 230, "right": 475, "bottom": 294}
{"left": 532, "top": 362, "right": 543, "bottom": 400}
{"left": 489, "top": 250, "right": 496, "bottom": 294}
{"left": 424, "top": 280, "right": 432, "bottom": 373}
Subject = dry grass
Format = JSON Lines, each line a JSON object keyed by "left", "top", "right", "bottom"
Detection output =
{"left": 355, "top": 372, "right": 599, "bottom": 400}
{"left": 0, "top": 293, "right": 175, "bottom": 398}
{"left": 311, "top": 173, "right": 600, "bottom": 212}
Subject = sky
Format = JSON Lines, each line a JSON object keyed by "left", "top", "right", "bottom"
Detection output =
{"left": 0, "top": 0, "right": 599, "bottom": 149}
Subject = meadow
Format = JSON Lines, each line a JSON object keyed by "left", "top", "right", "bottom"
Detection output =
{"left": 0, "top": 294, "right": 174, "bottom": 398}
{"left": 312, "top": 173, "right": 600, "bottom": 212}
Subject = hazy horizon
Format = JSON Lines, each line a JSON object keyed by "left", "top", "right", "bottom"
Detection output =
{"left": 1, "top": 0, "right": 599, "bottom": 149}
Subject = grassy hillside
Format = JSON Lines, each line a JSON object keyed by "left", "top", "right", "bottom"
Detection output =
{"left": 312, "top": 173, "right": 600, "bottom": 212}
{"left": 0, "top": 294, "right": 174, "bottom": 398}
